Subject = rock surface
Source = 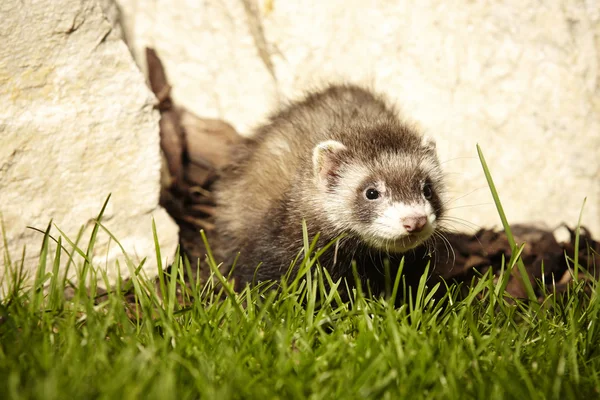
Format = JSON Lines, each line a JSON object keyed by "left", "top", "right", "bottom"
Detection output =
{"left": 0, "top": 0, "right": 178, "bottom": 287}
{"left": 116, "top": 0, "right": 600, "bottom": 235}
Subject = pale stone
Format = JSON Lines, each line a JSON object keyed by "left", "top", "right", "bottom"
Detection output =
{"left": 115, "top": 0, "right": 600, "bottom": 237}
{"left": 0, "top": 0, "right": 179, "bottom": 289}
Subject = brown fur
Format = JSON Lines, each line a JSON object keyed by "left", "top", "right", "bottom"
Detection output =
{"left": 214, "top": 84, "right": 445, "bottom": 298}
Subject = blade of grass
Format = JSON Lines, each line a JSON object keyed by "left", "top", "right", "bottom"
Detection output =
{"left": 82, "top": 194, "right": 112, "bottom": 287}
{"left": 31, "top": 221, "right": 52, "bottom": 313}
{"left": 0, "top": 213, "right": 12, "bottom": 276}
{"left": 152, "top": 218, "right": 167, "bottom": 301}
{"left": 476, "top": 144, "right": 536, "bottom": 301}
{"left": 48, "top": 236, "right": 63, "bottom": 310}
{"left": 167, "top": 248, "right": 181, "bottom": 320}
{"left": 390, "top": 257, "right": 405, "bottom": 306}
{"left": 573, "top": 197, "right": 586, "bottom": 283}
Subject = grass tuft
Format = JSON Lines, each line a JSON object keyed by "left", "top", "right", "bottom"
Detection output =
{"left": 0, "top": 155, "right": 599, "bottom": 399}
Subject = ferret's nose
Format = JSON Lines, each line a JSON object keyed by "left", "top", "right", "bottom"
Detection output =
{"left": 402, "top": 216, "right": 427, "bottom": 233}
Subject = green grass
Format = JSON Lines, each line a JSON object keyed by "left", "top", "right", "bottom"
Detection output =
{"left": 1, "top": 150, "right": 600, "bottom": 399}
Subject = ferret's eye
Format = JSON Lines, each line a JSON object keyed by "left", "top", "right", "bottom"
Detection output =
{"left": 423, "top": 184, "right": 433, "bottom": 200}
{"left": 365, "top": 188, "right": 380, "bottom": 200}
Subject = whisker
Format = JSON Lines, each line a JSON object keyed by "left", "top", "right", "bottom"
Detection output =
{"left": 444, "top": 202, "right": 493, "bottom": 211}
{"left": 439, "top": 217, "right": 482, "bottom": 232}
{"left": 427, "top": 236, "right": 439, "bottom": 275}
{"left": 438, "top": 222, "right": 480, "bottom": 234}
{"left": 438, "top": 172, "right": 465, "bottom": 177}
{"left": 441, "top": 187, "right": 488, "bottom": 208}
{"left": 432, "top": 232, "right": 448, "bottom": 261}
{"left": 434, "top": 230, "right": 456, "bottom": 266}
{"left": 438, "top": 156, "right": 479, "bottom": 165}
{"left": 438, "top": 221, "right": 486, "bottom": 250}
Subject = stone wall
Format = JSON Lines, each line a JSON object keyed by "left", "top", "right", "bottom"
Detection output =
{"left": 0, "top": 0, "right": 178, "bottom": 287}
{"left": 116, "top": 0, "right": 600, "bottom": 235}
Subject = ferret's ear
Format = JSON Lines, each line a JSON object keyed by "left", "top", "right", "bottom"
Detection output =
{"left": 421, "top": 135, "right": 437, "bottom": 154}
{"left": 313, "top": 140, "right": 347, "bottom": 187}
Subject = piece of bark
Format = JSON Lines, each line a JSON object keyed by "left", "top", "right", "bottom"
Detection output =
{"left": 146, "top": 47, "right": 185, "bottom": 187}
{"left": 179, "top": 109, "right": 242, "bottom": 170}
{"left": 146, "top": 47, "right": 173, "bottom": 109}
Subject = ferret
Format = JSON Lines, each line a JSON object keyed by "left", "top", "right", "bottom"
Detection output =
{"left": 214, "top": 84, "right": 446, "bottom": 298}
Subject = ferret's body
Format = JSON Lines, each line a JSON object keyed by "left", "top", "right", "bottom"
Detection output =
{"left": 215, "top": 85, "right": 445, "bottom": 294}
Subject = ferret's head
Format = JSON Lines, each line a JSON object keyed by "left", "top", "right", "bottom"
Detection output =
{"left": 312, "top": 129, "right": 445, "bottom": 253}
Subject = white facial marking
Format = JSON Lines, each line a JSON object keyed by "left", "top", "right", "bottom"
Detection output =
{"left": 371, "top": 201, "right": 436, "bottom": 239}
{"left": 321, "top": 163, "right": 370, "bottom": 229}
{"left": 362, "top": 200, "right": 436, "bottom": 252}
{"left": 374, "top": 202, "right": 426, "bottom": 236}
{"left": 424, "top": 199, "right": 436, "bottom": 224}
